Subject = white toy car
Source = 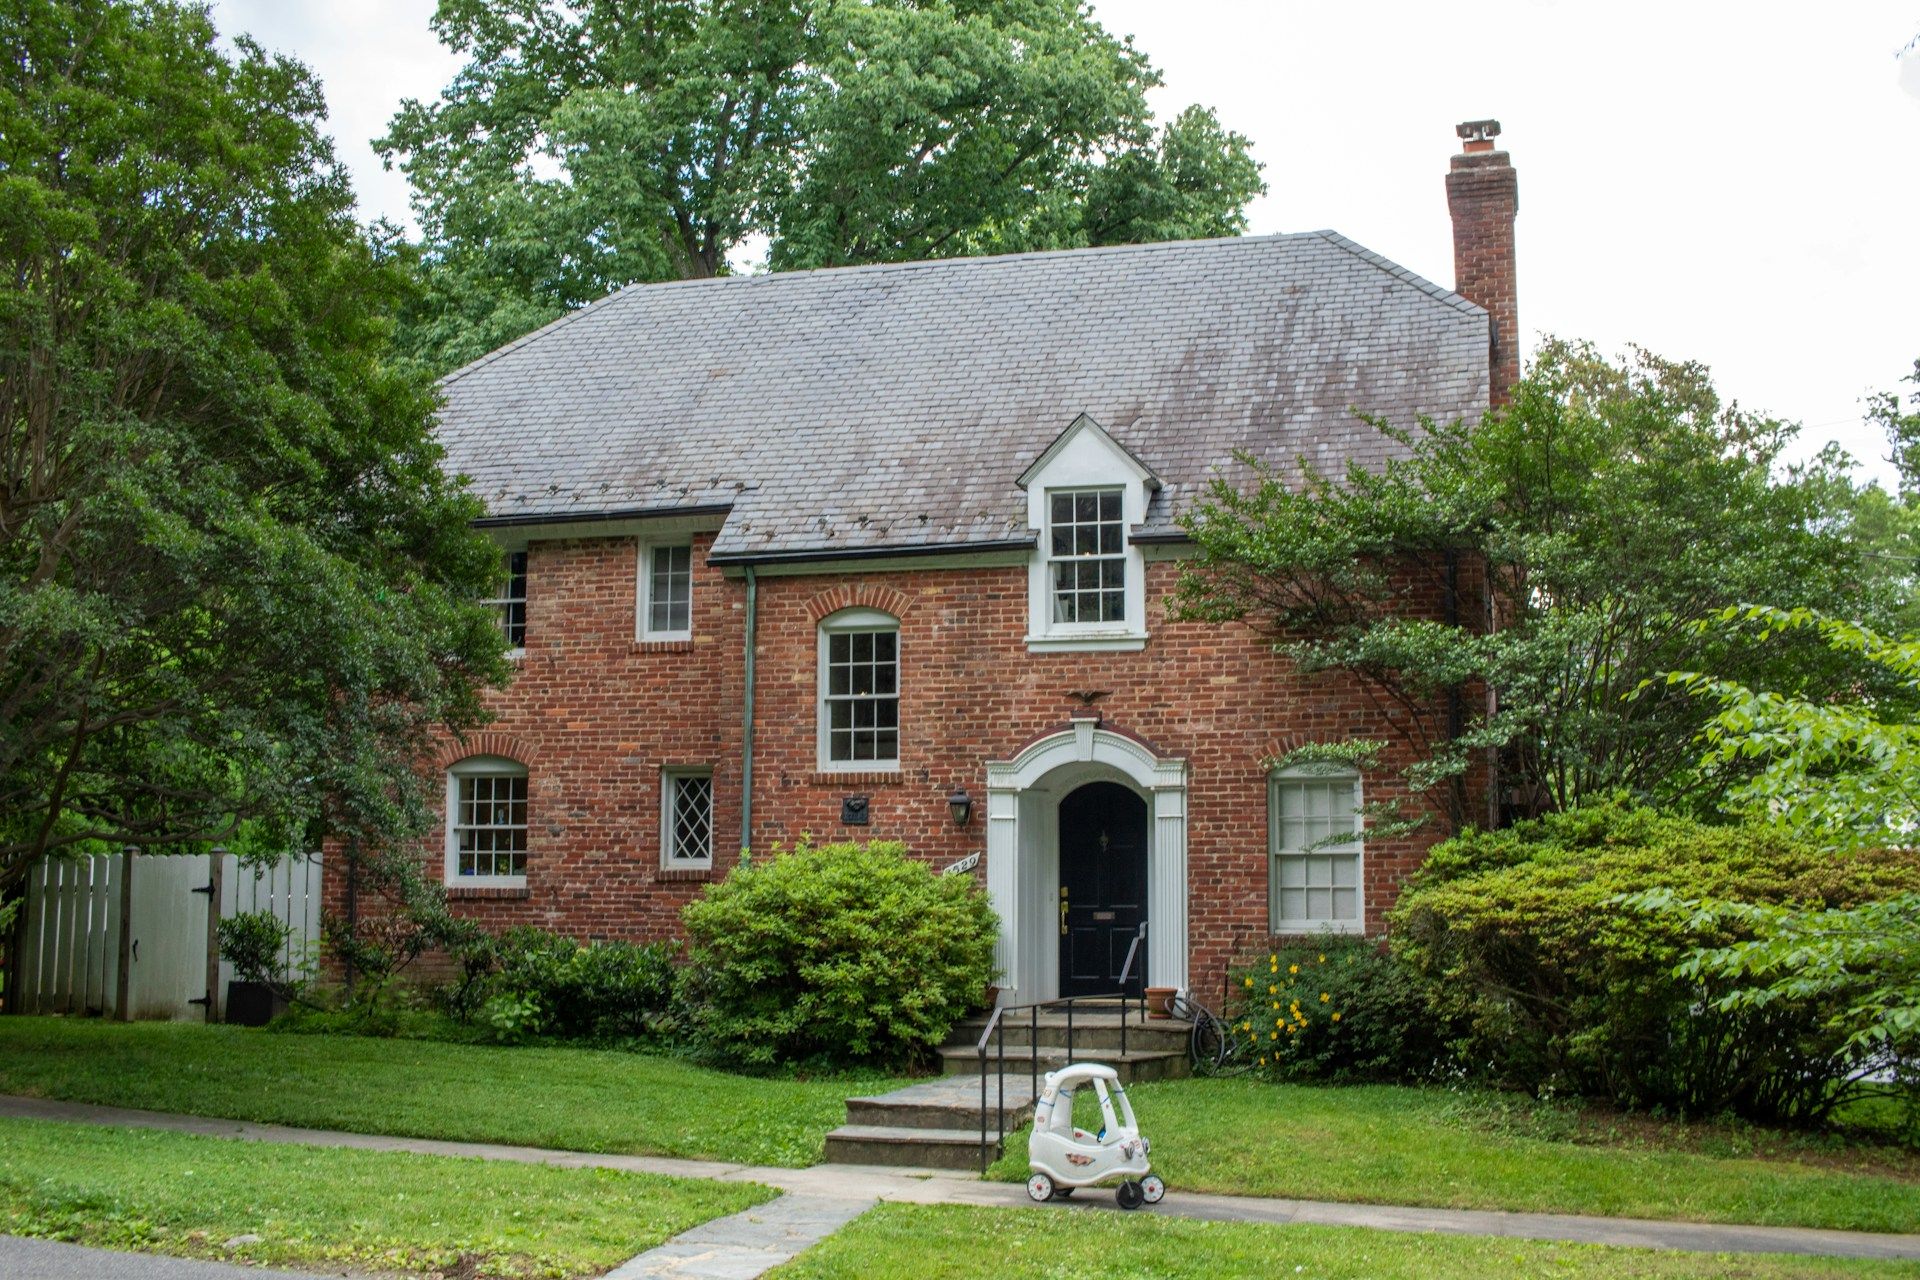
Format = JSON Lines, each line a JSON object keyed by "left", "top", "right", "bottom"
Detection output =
{"left": 1025, "top": 1062, "right": 1165, "bottom": 1210}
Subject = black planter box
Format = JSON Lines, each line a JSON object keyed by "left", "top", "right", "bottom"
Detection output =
{"left": 225, "top": 980, "right": 287, "bottom": 1027}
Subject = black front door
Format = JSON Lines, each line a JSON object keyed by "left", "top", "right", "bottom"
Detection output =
{"left": 1058, "top": 781, "right": 1148, "bottom": 998}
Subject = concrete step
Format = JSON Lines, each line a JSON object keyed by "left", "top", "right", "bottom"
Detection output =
{"left": 945, "top": 1016, "right": 1192, "bottom": 1054}
{"left": 822, "top": 1123, "right": 1002, "bottom": 1170}
{"left": 938, "top": 1043, "right": 1190, "bottom": 1084}
{"left": 844, "top": 1075, "right": 1035, "bottom": 1132}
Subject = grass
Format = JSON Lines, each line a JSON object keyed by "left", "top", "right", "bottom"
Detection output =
{"left": 768, "top": 1203, "right": 1920, "bottom": 1279}
{"left": 986, "top": 1077, "right": 1920, "bottom": 1234}
{"left": 0, "top": 1115, "right": 772, "bottom": 1278}
{"left": 0, "top": 1017, "right": 902, "bottom": 1167}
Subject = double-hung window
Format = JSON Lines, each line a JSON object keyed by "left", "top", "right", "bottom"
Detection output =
{"left": 482, "top": 551, "right": 528, "bottom": 651}
{"left": 1048, "top": 488, "right": 1127, "bottom": 625}
{"left": 446, "top": 756, "right": 529, "bottom": 887}
{"left": 639, "top": 542, "right": 693, "bottom": 640}
{"left": 662, "top": 769, "right": 714, "bottom": 868}
{"left": 1269, "top": 767, "right": 1364, "bottom": 933}
{"left": 818, "top": 609, "right": 899, "bottom": 770}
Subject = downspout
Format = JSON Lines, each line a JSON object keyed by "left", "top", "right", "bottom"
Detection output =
{"left": 740, "top": 566, "right": 757, "bottom": 856}
{"left": 1444, "top": 549, "right": 1466, "bottom": 833}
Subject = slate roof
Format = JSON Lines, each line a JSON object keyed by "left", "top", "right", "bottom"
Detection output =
{"left": 437, "top": 231, "right": 1489, "bottom": 560}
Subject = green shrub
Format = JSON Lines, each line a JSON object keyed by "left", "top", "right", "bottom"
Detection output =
{"left": 679, "top": 840, "right": 998, "bottom": 1069}
{"left": 458, "top": 926, "right": 678, "bottom": 1045}
{"left": 1226, "top": 937, "right": 1448, "bottom": 1083}
{"left": 1390, "top": 801, "right": 1920, "bottom": 1124}
{"left": 216, "top": 910, "right": 311, "bottom": 996}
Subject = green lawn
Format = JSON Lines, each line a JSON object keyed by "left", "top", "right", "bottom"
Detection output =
{"left": 0, "top": 1017, "right": 901, "bottom": 1167}
{"left": 769, "top": 1203, "right": 1920, "bottom": 1280}
{"left": 986, "top": 1077, "right": 1920, "bottom": 1234}
{"left": 0, "top": 1115, "right": 771, "bottom": 1278}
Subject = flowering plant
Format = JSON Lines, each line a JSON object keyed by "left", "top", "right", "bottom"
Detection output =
{"left": 1225, "top": 936, "right": 1444, "bottom": 1082}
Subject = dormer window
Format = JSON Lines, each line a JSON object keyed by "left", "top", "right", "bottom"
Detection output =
{"left": 1049, "top": 488, "right": 1127, "bottom": 624}
{"left": 1019, "top": 414, "right": 1157, "bottom": 652}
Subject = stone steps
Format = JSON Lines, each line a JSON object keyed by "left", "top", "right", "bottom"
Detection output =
{"left": 938, "top": 1042, "right": 1190, "bottom": 1084}
{"left": 822, "top": 1004, "right": 1195, "bottom": 1169}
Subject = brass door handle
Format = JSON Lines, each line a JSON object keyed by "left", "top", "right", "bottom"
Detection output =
{"left": 1060, "top": 896, "right": 1069, "bottom": 936}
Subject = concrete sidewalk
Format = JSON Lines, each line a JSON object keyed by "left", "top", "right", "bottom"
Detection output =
{"left": 0, "top": 1235, "right": 338, "bottom": 1280}
{"left": 5, "top": 1094, "right": 1918, "bottom": 1263}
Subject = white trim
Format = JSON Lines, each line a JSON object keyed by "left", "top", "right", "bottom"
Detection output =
{"left": 636, "top": 538, "right": 694, "bottom": 642}
{"left": 661, "top": 767, "right": 715, "bottom": 869}
{"left": 984, "top": 726, "right": 1188, "bottom": 1001}
{"left": 1022, "top": 420, "right": 1153, "bottom": 652}
{"left": 1268, "top": 765, "right": 1365, "bottom": 935}
{"left": 445, "top": 754, "right": 529, "bottom": 889}
{"left": 1016, "top": 412, "right": 1161, "bottom": 491}
{"left": 816, "top": 607, "right": 901, "bottom": 774}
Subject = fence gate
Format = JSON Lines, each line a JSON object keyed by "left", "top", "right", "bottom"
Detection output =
{"left": 12, "top": 850, "right": 322, "bottom": 1021}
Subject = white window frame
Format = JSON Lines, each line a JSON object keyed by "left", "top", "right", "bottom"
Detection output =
{"left": 636, "top": 539, "right": 694, "bottom": 641}
{"left": 480, "top": 549, "right": 528, "bottom": 657}
{"left": 1268, "top": 764, "right": 1365, "bottom": 935}
{"left": 816, "top": 607, "right": 901, "bottom": 773}
{"left": 661, "top": 768, "right": 715, "bottom": 869}
{"left": 445, "top": 755, "right": 529, "bottom": 889}
{"left": 1044, "top": 486, "right": 1130, "bottom": 629}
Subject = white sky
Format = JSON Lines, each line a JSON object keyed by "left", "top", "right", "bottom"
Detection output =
{"left": 212, "top": 1, "right": 1920, "bottom": 487}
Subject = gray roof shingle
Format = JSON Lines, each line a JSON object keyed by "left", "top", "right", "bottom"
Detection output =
{"left": 437, "top": 230, "right": 1489, "bottom": 559}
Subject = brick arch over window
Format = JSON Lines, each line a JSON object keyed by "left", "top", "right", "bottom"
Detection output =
{"left": 802, "top": 584, "right": 915, "bottom": 626}
{"left": 432, "top": 732, "right": 539, "bottom": 772}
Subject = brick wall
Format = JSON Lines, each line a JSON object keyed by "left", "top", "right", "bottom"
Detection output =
{"left": 327, "top": 534, "right": 1469, "bottom": 1003}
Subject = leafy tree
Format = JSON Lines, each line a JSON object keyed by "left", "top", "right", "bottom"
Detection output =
{"left": 1173, "top": 339, "right": 1888, "bottom": 828}
{"left": 379, "top": 0, "right": 1264, "bottom": 372}
{"left": 0, "top": 0, "right": 509, "bottom": 895}
{"left": 1640, "top": 605, "right": 1920, "bottom": 1122}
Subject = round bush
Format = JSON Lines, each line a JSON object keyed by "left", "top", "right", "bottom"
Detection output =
{"left": 679, "top": 840, "right": 998, "bottom": 1069}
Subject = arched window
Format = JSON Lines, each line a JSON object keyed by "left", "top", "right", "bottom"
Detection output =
{"left": 1268, "top": 765, "right": 1363, "bottom": 934}
{"left": 817, "top": 607, "right": 900, "bottom": 771}
{"left": 446, "top": 755, "right": 529, "bottom": 887}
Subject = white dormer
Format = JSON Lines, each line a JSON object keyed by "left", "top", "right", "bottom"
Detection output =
{"left": 1018, "top": 413, "right": 1161, "bottom": 652}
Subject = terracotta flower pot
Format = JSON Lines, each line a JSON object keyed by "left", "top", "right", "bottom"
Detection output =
{"left": 1145, "top": 986, "right": 1176, "bottom": 1019}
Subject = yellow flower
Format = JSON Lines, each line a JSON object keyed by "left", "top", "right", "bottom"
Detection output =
{"left": 1244, "top": 976, "right": 1254, "bottom": 988}
{"left": 1275, "top": 1017, "right": 1283, "bottom": 1027}
{"left": 1258, "top": 1056, "right": 1267, "bottom": 1067}
{"left": 1286, "top": 1024, "right": 1296, "bottom": 1035}
{"left": 1288, "top": 963, "right": 1299, "bottom": 974}
{"left": 1269, "top": 954, "right": 1277, "bottom": 964}
{"left": 1270, "top": 1031, "right": 1278, "bottom": 1040}
{"left": 1271, "top": 1000, "right": 1280, "bottom": 1010}
{"left": 1240, "top": 1021, "right": 1250, "bottom": 1032}
{"left": 1268, "top": 984, "right": 1277, "bottom": 995}
{"left": 1331, "top": 1012, "right": 1342, "bottom": 1022}
{"left": 1318, "top": 953, "right": 1326, "bottom": 963}
{"left": 1320, "top": 992, "right": 1330, "bottom": 1003}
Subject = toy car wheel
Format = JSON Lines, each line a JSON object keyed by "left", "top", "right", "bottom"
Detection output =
{"left": 1115, "top": 1179, "right": 1145, "bottom": 1211}
{"left": 1140, "top": 1174, "right": 1166, "bottom": 1204}
{"left": 1026, "top": 1173, "right": 1054, "bottom": 1203}
{"left": 1051, "top": 1187, "right": 1075, "bottom": 1199}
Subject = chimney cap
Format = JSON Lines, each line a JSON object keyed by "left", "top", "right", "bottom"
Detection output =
{"left": 1456, "top": 119, "right": 1502, "bottom": 153}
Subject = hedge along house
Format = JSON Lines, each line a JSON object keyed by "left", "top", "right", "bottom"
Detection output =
{"left": 344, "top": 122, "right": 1520, "bottom": 1007}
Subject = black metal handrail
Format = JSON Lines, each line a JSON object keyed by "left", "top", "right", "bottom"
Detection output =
{"left": 973, "top": 923, "right": 1148, "bottom": 1173}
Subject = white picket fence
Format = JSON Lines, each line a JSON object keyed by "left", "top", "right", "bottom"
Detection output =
{"left": 12, "top": 850, "right": 322, "bottom": 1021}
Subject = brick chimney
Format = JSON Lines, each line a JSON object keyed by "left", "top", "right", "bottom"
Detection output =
{"left": 1446, "top": 120, "right": 1520, "bottom": 406}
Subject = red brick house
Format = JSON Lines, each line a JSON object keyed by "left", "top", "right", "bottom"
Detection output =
{"left": 352, "top": 123, "right": 1520, "bottom": 1007}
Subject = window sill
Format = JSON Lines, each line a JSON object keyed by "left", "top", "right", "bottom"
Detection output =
{"left": 1269, "top": 920, "right": 1365, "bottom": 937}
{"left": 504, "top": 647, "right": 527, "bottom": 663}
{"left": 633, "top": 638, "right": 695, "bottom": 654}
{"left": 808, "top": 769, "right": 902, "bottom": 787}
{"left": 1025, "top": 631, "right": 1148, "bottom": 653}
{"left": 656, "top": 865, "right": 713, "bottom": 883}
{"left": 447, "top": 884, "right": 530, "bottom": 901}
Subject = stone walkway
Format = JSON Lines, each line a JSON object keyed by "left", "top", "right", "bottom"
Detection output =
{"left": 5, "top": 1095, "right": 1920, "bottom": 1267}
{"left": 602, "top": 1194, "right": 875, "bottom": 1279}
